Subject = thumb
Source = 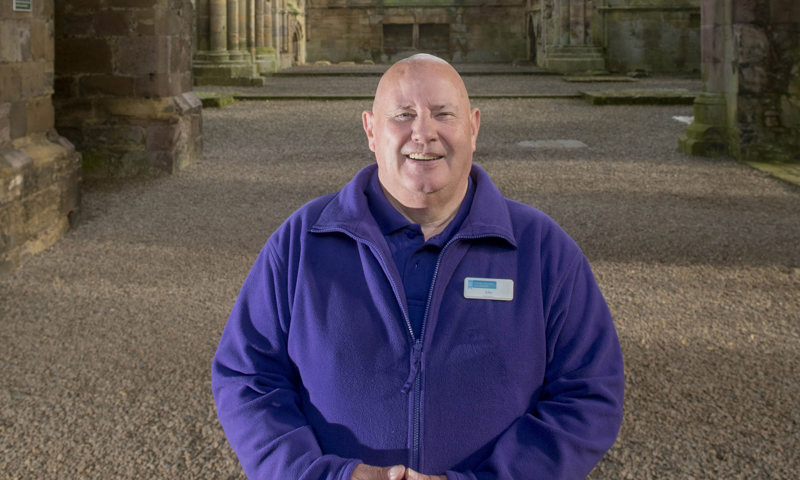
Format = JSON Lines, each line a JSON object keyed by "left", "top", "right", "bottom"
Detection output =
{"left": 405, "top": 468, "right": 420, "bottom": 480}
{"left": 386, "top": 465, "right": 406, "bottom": 480}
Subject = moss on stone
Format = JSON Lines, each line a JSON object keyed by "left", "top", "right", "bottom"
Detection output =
{"left": 195, "top": 92, "right": 237, "bottom": 108}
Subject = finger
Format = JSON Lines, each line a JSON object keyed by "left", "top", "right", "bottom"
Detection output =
{"left": 387, "top": 465, "right": 406, "bottom": 480}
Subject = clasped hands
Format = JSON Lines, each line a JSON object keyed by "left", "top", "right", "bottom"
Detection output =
{"left": 351, "top": 464, "right": 446, "bottom": 480}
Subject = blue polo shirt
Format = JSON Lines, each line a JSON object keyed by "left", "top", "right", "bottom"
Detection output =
{"left": 366, "top": 170, "right": 475, "bottom": 338}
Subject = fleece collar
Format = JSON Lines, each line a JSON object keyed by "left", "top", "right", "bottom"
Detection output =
{"left": 311, "top": 163, "right": 517, "bottom": 249}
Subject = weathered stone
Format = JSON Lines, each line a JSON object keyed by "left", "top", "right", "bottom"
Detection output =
{"left": 79, "top": 75, "right": 137, "bottom": 97}
{"left": 25, "top": 95, "right": 55, "bottom": 135}
{"left": 0, "top": 102, "right": 10, "bottom": 146}
{"left": 0, "top": 135, "right": 81, "bottom": 273}
{"left": 146, "top": 123, "right": 179, "bottom": 151}
{"left": 681, "top": 0, "right": 800, "bottom": 165}
{"left": 55, "top": 38, "right": 113, "bottom": 74}
{"left": 9, "top": 101, "right": 27, "bottom": 140}
{"left": 93, "top": 10, "right": 133, "bottom": 37}
{"left": 116, "top": 36, "right": 170, "bottom": 76}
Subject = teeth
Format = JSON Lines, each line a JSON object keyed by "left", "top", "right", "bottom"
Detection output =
{"left": 408, "top": 153, "right": 441, "bottom": 160}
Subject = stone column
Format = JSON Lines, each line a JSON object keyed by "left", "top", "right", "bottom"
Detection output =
{"left": 196, "top": 0, "right": 210, "bottom": 52}
{"left": 542, "top": 0, "right": 605, "bottom": 73}
{"left": 255, "top": 0, "right": 265, "bottom": 48}
{"left": 678, "top": 0, "right": 731, "bottom": 156}
{"left": 227, "top": 0, "right": 246, "bottom": 60}
{"left": 209, "top": 0, "right": 229, "bottom": 60}
{"left": 264, "top": 0, "right": 274, "bottom": 48}
{"left": 680, "top": 0, "right": 799, "bottom": 163}
{"left": 248, "top": 0, "right": 257, "bottom": 52}
{"left": 569, "top": 0, "right": 585, "bottom": 45}
{"left": 238, "top": 0, "right": 248, "bottom": 53}
{"left": 195, "top": 0, "right": 267, "bottom": 84}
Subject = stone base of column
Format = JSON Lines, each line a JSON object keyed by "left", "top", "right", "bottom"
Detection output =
{"left": 255, "top": 49, "right": 279, "bottom": 75}
{"left": 193, "top": 53, "right": 267, "bottom": 86}
{"left": 0, "top": 133, "right": 81, "bottom": 272}
{"left": 678, "top": 92, "right": 730, "bottom": 156}
{"left": 55, "top": 93, "right": 203, "bottom": 179}
{"left": 543, "top": 45, "right": 606, "bottom": 74}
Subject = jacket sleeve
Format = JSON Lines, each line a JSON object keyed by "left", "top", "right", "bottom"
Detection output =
{"left": 211, "top": 243, "right": 360, "bottom": 480}
{"left": 447, "top": 254, "right": 625, "bottom": 480}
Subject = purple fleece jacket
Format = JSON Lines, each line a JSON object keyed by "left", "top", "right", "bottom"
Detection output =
{"left": 212, "top": 164, "right": 624, "bottom": 480}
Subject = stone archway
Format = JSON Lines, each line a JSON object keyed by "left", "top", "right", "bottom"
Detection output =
{"left": 528, "top": 14, "right": 538, "bottom": 64}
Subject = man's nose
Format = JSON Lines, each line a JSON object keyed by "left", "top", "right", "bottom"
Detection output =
{"left": 411, "top": 115, "right": 437, "bottom": 144}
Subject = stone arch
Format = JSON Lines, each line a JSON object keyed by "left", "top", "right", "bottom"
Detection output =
{"left": 292, "top": 21, "right": 305, "bottom": 65}
{"left": 528, "top": 14, "right": 538, "bottom": 64}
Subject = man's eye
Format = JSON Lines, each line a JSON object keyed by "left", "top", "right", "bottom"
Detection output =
{"left": 395, "top": 113, "right": 413, "bottom": 120}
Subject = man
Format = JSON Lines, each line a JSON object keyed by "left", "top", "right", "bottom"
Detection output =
{"left": 212, "top": 54, "right": 624, "bottom": 480}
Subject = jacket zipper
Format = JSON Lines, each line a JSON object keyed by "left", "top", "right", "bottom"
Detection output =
{"left": 313, "top": 227, "right": 495, "bottom": 472}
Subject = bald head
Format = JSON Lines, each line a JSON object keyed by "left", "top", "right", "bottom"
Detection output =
{"left": 362, "top": 53, "right": 481, "bottom": 219}
{"left": 373, "top": 54, "right": 472, "bottom": 111}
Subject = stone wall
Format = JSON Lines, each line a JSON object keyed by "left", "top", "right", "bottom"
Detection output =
{"left": 680, "top": 0, "right": 799, "bottom": 163}
{"left": 526, "top": 0, "right": 700, "bottom": 74}
{"left": 602, "top": 0, "right": 701, "bottom": 74}
{"left": 1, "top": 0, "right": 82, "bottom": 272}
{"left": 54, "top": 0, "right": 202, "bottom": 178}
{"left": 193, "top": 0, "right": 305, "bottom": 84}
{"left": 733, "top": 0, "right": 799, "bottom": 163}
{"left": 305, "top": 0, "right": 528, "bottom": 64}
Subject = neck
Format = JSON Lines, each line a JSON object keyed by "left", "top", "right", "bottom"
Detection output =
{"left": 381, "top": 182, "right": 468, "bottom": 241}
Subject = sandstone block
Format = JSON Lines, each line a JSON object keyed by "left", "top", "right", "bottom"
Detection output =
{"left": 116, "top": 36, "right": 169, "bottom": 76}
{"left": 0, "top": 20, "right": 19, "bottom": 63}
{"left": 68, "top": 0, "right": 105, "bottom": 11}
{"left": 55, "top": 38, "right": 112, "bottom": 74}
{"left": 19, "top": 61, "right": 50, "bottom": 99}
{"left": 111, "top": 0, "right": 162, "bottom": 9}
{"left": 29, "top": 18, "right": 49, "bottom": 62}
{"left": 25, "top": 96, "right": 55, "bottom": 136}
{"left": 146, "top": 123, "right": 179, "bottom": 151}
{"left": 79, "top": 75, "right": 137, "bottom": 97}
{"left": 9, "top": 101, "right": 27, "bottom": 139}
{"left": 0, "top": 102, "right": 10, "bottom": 145}
{"left": 60, "top": 12, "right": 94, "bottom": 37}
{"left": 93, "top": 10, "right": 133, "bottom": 37}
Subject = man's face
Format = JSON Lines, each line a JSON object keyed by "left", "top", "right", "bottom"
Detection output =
{"left": 363, "top": 58, "right": 480, "bottom": 209}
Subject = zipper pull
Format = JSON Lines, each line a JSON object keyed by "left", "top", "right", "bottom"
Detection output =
{"left": 401, "top": 341, "right": 423, "bottom": 394}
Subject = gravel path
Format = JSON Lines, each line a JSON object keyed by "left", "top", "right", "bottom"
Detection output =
{"left": 1, "top": 73, "right": 798, "bottom": 479}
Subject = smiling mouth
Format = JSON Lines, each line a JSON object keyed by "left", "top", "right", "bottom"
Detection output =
{"left": 407, "top": 153, "right": 444, "bottom": 161}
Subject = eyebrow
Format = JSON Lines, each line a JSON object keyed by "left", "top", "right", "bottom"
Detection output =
{"left": 393, "top": 104, "right": 454, "bottom": 111}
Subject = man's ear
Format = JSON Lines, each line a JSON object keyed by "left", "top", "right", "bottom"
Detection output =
{"left": 470, "top": 108, "right": 481, "bottom": 152}
{"left": 362, "top": 110, "right": 377, "bottom": 152}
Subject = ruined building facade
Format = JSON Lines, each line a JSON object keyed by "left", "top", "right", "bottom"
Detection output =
{"left": 680, "top": 0, "right": 800, "bottom": 165}
{"left": 2, "top": 0, "right": 201, "bottom": 271}
{"left": 303, "top": 0, "right": 701, "bottom": 74}
{"left": 2, "top": 0, "right": 797, "bottom": 272}
{"left": 192, "top": 1, "right": 702, "bottom": 75}
{"left": 1, "top": 0, "right": 81, "bottom": 272}
{"left": 193, "top": 0, "right": 306, "bottom": 85}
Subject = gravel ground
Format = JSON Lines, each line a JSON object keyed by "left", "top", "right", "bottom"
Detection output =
{"left": 1, "top": 73, "right": 799, "bottom": 479}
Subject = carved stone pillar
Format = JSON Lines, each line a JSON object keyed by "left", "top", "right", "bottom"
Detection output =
{"left": 679, "top": 0, "right": 732, "bottom": 157}
{"left": 264, "top": 0, "right": 274, "bottom": 48}
{"left": 227, "top": 0, "right": 246, "bottom": 60}
{"left": 238, "top": 0, "right": 248, "bottom": 53}
{"left": 542, "top": 0, "right": 605, "bottom": 73}
{"left": 255, "top": 0, "right": 265, "bottom": 48}
{"left": 196, "top": 0, "right": 210, "bottom": 52}
{"left": 194, "top": 0, "right": 266, "bottom": 85}
{"left": 248, "top": 0, "right": 256, "bottom": 53}
{"left": 208, "top": 0, "right": 228, "bottom": 59}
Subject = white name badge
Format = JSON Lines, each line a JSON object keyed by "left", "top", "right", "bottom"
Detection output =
{"left": 464, "top": 277, "right": 514, "bottom": 301}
